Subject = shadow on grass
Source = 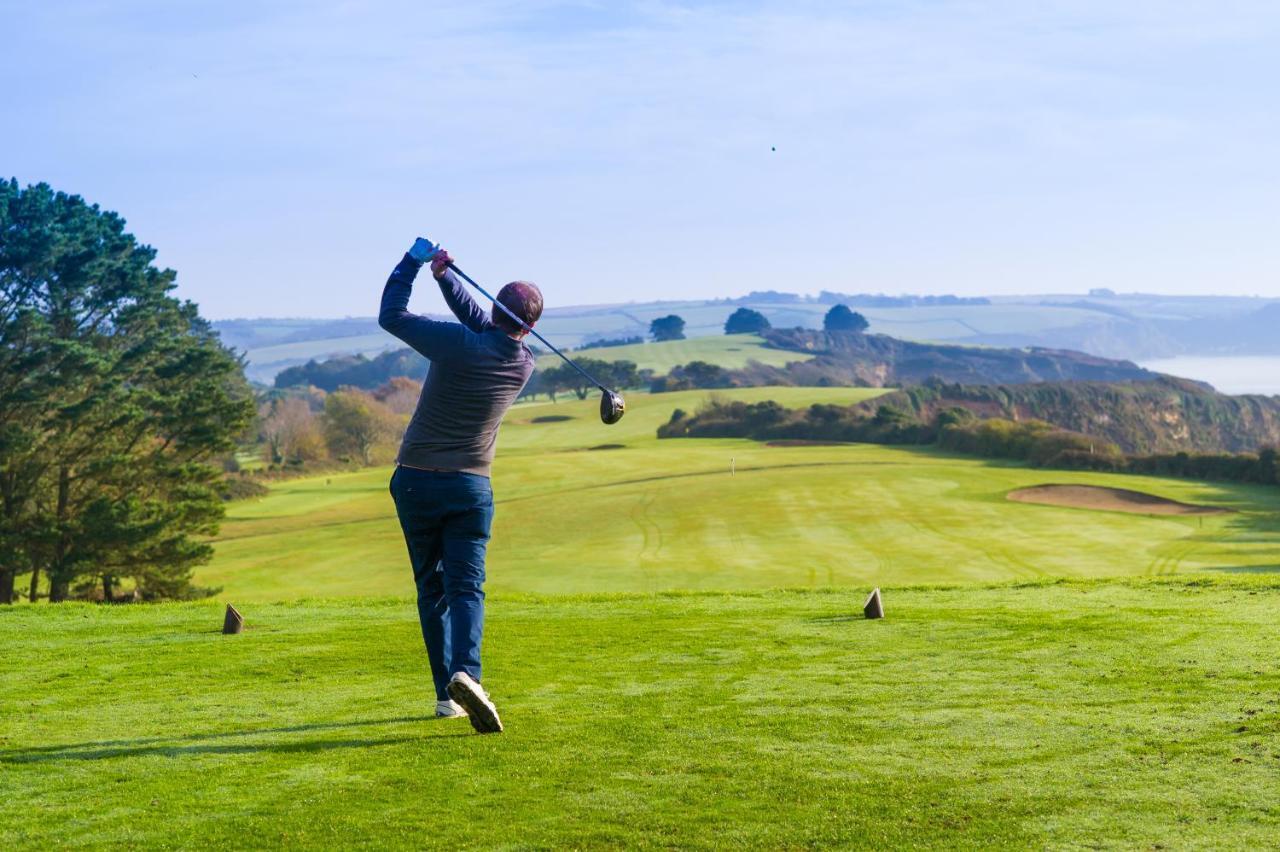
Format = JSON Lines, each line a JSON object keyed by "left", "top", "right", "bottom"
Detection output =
{"left": 0, "top": 715, "right": 470, "bottom": 764}
{"left": 807, "top": 614, "right": 865, "bottom": 624}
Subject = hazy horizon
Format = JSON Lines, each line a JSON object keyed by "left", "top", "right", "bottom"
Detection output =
{"left": 8, "top": 1, "right": 1280, "bottom": 320}
{"left": 209, "top": 288, "right": 1278, "bottom": 324}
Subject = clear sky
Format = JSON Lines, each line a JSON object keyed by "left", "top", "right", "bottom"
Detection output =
{"left": 6, "top": 1, "right": 1279, "bottom": 318}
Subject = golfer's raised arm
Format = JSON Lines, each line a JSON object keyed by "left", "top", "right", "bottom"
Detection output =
{"left": 432, "top": 256, "right": 493, "bottom": 334}
{"left": 378, "top": 249, "right": 463, "bottom": 360}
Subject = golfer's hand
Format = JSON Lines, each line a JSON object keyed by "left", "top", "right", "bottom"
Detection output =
{"left": 408, "top": 237, "right": 439, "bottom": 264}
{"left": 430, "top": 248, "right": 454, "bottom": 279}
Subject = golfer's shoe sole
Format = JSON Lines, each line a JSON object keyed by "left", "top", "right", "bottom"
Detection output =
{"left": 447, "top": 676, "right": 503, "bottom": 734}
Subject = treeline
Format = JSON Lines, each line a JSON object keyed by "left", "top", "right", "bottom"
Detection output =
{"left": 817, "top": 292, "right": 991, "bottom": 308}
{"left": 579, "top": 335, "right": 643, "bottom": 349}
{"left": 526, "top": 359, "right": 643, "bottom": 401}
{"left": 659, "top": 399, "right": 935, "bottom": 444}
{"left": 254, "top": 377, "right": 420, "bottom": 470}
{"left": 658, "top": 399, "right": 1280, "bottom": 488}
{"left": 275, "top": 348, "right": 428, "bottom": 391}
{"left": 719, "top": 291, "right": 990, "bottom": 307}
{"left": 277, "top": 348, "right": 648, "bottom": 404}
{"left": 1, "top": 180, "right": 254, "bottom": 604}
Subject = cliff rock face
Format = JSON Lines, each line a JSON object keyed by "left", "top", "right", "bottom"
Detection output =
{"left": 862, "top": 379, "right": 1280, "bottom": 454}
{"left": 762, "top": 329, "right": 1162, "bottom": 387}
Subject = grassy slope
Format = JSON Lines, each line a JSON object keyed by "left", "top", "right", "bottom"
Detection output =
{"left": 4, "top": 580, "right": 1279, "bottom": 848}
{"left": 539, "top": 333, "right": 811, "bottom": 372}
{"left": 241, "top": 334, "right": 404, "bottom": 382}
{"left": 200, "top": 387, "right": 1280, "bottom": 602}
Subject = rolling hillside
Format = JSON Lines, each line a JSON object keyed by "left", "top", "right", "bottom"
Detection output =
{"left": 214, "top": 293, "right": 1280, "bottom": 383}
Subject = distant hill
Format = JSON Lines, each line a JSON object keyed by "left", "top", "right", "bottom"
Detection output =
{"left": 213, "top": 317, "right": 383, "bottom": 352}
{"left": 214, "top": 293, "right": 1280, "bottom": 383}
{"left": 1163, "top": 302, "right": 1280, "bottom": 355}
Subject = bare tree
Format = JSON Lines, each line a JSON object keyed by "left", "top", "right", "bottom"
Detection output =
{"left": 373, "top": 376, "right": 421, "bottom": 416}
{"left": 261, "top": 397, "right": 327, "bottom": 464}
{"left": 323, "top": 388, "right": 400, "bottom": 465}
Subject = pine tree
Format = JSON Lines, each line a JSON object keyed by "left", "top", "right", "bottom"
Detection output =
{"left": 0, "top": 179, "right": 254, "bottom": 602}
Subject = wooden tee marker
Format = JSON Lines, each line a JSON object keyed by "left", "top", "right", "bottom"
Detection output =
{"left": 863, "top": 588, "right": 884, "bottom": 620}
{"left": 222, "top": 604, "right": 245, "bottom": 635}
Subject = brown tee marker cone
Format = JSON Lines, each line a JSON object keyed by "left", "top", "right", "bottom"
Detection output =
{"left": 222, "top": 604, "right": 245, "bottom": 635}
{"left": 863, "top": 588, "right": 884, "bottom": 620}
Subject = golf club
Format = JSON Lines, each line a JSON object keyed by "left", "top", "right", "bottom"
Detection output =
{"left": 420, "top": 238, "right": 626, "bottom": 425}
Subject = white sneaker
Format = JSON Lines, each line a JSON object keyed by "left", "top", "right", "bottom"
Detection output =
{"left": 435, "top": 699, "right": 467, "bottom": 719}
{"left": 446, "top": 672, "right": 503, "bottom": 734}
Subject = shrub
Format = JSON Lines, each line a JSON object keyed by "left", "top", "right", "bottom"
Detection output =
{"left": 724, "top": 308, "right": 771, "bottom": 335}
{"left": 222, "top": 476, "right": 270, "bottom": 502}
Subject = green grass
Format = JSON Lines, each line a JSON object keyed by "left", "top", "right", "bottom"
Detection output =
{"left": 4, "top": 579, "right": 1280, "bottom": 848}
{"left": 241, "top": 334, "right": 403, "bottom": 382}
{"left": 199, "top": 387, "right": 1280, "bottom": 602}
{"left": 234, "top": 450, "right": 266, "bottom": 472}
{"left": 541, "top": 333, "right": 812, "bottom": 372}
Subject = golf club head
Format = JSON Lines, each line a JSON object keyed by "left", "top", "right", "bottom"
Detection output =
{"left": 600, "top": 390, "right": 626, "bottom": 425}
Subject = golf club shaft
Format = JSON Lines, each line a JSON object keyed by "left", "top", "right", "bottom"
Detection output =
{"left": 446, "top": 262, "right": 612, "bottom": 393}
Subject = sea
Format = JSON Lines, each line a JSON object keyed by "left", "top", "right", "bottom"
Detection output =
{"left": 1139, "top": 356, "right": 1280, "bottom": 397}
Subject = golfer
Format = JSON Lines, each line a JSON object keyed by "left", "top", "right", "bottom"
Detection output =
{"left": 379, "top": 237, "right": 542, "bottom": 734}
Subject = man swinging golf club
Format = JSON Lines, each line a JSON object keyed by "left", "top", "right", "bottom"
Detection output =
{"left": 378, "top": 237, "right": 543, "bottom": 734}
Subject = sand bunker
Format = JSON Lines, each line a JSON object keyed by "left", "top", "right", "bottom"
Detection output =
{"left": 1007, "top": 484, "right": 1231, "bottom": 516}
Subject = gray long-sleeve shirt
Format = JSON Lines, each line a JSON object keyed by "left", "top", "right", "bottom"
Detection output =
{"left": 378, "top": 253, "right": 535, "bottom": 477}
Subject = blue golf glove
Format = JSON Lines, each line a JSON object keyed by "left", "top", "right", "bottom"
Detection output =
{"left": 408, "top": 237, "right": 439, "bottom": 263}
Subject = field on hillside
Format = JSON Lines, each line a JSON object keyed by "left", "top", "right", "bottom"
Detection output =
{"left": 4, "top": 580, "right": 1279, "bottom": 848}
{"left": 541, "top": 333, "right": 811, "bottom": 372}
{"left": 199, "top": 387, "right": 1280, "bottom": 602}
{"left": 538, "top": 300, "right": 1126, "bottom": 344}
{"left": 241, "top": 333, "right": 401, "bottom": 383}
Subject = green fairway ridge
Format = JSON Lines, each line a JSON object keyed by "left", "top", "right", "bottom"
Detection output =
{"left": 3, "top": 579, "right": 1279, "bottom": 848}
{"left": 539, "top": 333, "right": 811, "bottom": 373}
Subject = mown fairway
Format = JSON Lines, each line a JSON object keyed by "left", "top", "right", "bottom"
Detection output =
{"left": 537, "top": 333, "right": 811, "bottom": 372}
{"left": 200, "top": 388, "right": 1280, "bottom": 601}
{"left": 4, "top": 580, "right": 1279, "bottom": 848}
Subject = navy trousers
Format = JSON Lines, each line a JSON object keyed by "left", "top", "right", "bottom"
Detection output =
{"left": 389, "top": 466, "right": 494, "bottom": 701}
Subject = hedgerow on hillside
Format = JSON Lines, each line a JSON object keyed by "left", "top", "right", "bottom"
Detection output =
{"left": 659, "top": 395, "right": 1280, "bottom": 488}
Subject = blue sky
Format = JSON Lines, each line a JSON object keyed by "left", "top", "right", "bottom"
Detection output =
{"left": 5, "top": 1, "right": 1279, "bottom": 318}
